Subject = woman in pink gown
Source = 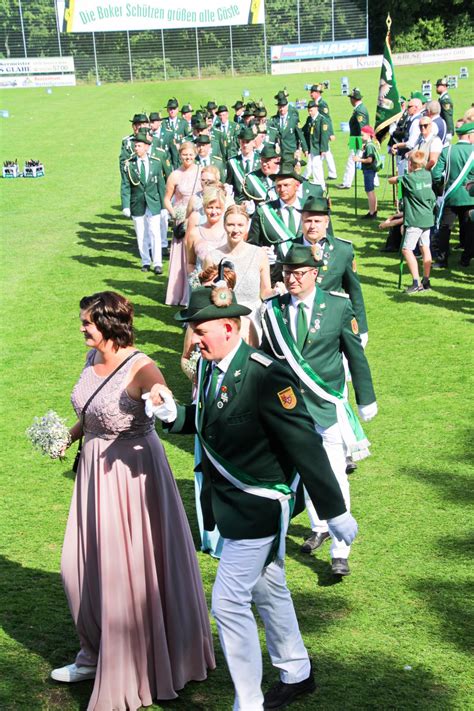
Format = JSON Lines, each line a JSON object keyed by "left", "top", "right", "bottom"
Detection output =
{"left": 164, "top": 142, "right": 202, "bottom": 306}
{"left": 51, "top": 291, "right": 215, "bottom": 711}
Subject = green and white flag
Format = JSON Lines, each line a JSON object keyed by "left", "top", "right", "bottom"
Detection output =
{"left": 375, "top": 18, "right": 403, "bottom": 142}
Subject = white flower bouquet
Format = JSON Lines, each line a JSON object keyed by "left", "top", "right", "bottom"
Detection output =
{"left": 174, "top": 205, "right": 187, "bottom": 225}
{"left": 26, "top": 410, "right": 71, "bottom": 460}
{"left": 182, "top": 349, "right": 201, "bottom": 381}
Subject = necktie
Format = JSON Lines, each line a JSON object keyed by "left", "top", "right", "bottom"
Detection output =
{"left": 296, "top": 302, "right": 308, "bottom": 351}
{"left": 140, "top": 160, "right": 146, "bottom": 183}
{"left": 245, "top": 159, "right": 251, "bottom": 174}
{"left": 206, "top": 364, "right": 221, "bottom": 405}
{"left": 287, "top": 205, "right": 296, "bottom": 235}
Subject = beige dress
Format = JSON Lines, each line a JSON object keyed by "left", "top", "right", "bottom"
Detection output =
{"left": 62, "top": 350, "right": 215, "bottom": 711}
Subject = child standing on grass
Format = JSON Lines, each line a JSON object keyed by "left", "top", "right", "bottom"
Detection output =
{"left": 389, "top": 150, "right": 436, "bottom": 293}
{"left": 354, "top": 125, "right": 379, "bottom": 219}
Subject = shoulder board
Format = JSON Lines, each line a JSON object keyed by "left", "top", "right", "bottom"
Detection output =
{"left": 250, "top": 352, "right": 273, "bottom": 367}
{"left": 122, "top": 134, "right": 132, "bottom": 141}
{"left": 335, "top": 237, "right": 352, "bottom": 244}
{"left": 212, "top": 155, "right": 223, "bottom": 163}
{"left": 329, "top": 291, "right": 349, "bottom": 298}
{"left": 149, "top": 155, "right": 161, "bottom": 162}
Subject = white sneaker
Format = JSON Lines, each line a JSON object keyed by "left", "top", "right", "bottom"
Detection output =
{"left": 51, "top": 663, "right": 96, "bottom": 683}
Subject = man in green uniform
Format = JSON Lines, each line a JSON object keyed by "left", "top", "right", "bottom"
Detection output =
{"left": 164, "top": 98, "right": 189, "bottom": 168}
{"left": 337, "top": 88, "right": 369, "bottom": 189}
{"left": 194, "top": 134, "right": 226, "bottom": 182}
{"left": 147, "top": 284, "right": 357, "bottom": 710}
{"left": 296, "top": 196, "right": 368, "bottom": 339}
{"left": 261, "top": 245, "right": 376, "bottom": 575}
{"left": 119, "top": 113, "right": 149, "bottom": 172}
{"left": 436, "top": 78, "right": 455, "bottom": 140}
{"left": 120, "top": 130, "right": 166, "bottom": 274}
{"left": 255, "top": 106, "right": 280, "bottom": 149}
{"left": 302, "top": 100, "right": 330, "bottom": 190}
{"left": 232, "top": 99, "right": 245, "bottom": 124}
{"left": 271, "top": 95, "right": 307, "bottom": 163}
{"left": 226, "top": 127, "right": 261, "bottom": 206}
{"left": 243, "top": 144, "right": 281, "bottom": 207}
{"left": 309, "top": 83, "right": 337, "bottom": 180}
{"left": 180, "top": 103, "right": 194, "bottom": 136}
{"left": 432, "top": 122, "right": 474, "bottom": 268}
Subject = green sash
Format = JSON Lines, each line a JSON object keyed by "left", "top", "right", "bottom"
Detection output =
{"left": 228, "top": 157, "right": 246, "bottom": 188}
{"left": 259, "top": 203, "right": 298, "bottom": 258}
{"left": 244, "top": 172, "right": 270, "bottom": 201}
{"left": 263, "top": 298, "right": 370, "bottom": 460}
{"left": 195, "top": 357, "right": 299, "bottom": 562}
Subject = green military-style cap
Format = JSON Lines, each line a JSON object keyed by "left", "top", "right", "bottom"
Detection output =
{"left": 260, "top": 144, "right": 281, "bottom": 160}
{"left": 232, "top": 100, "right": 244, "bottom": 110}
{"left": 456, "top": 121, "right": 474, "bottom": 135}
{"left": 193, "top": 120, "right": 208, "bottom": 131}
{"left": 281, "top": 244, "right": 324, "bottom": 268}
{"left": 239, "top": 127, "right": 257, "bottom": 141}
{"left": 132, "top": 129, "right": 152, "bottom": 145}
{"left": 217, "top": 105, "right": 228, "bottom": 113}
{"left": 270, "top": 160, "right": 303, "bottom": 182}
{"left": 308, "top": 100, "right": 318, "bottom": 109}
{"left": 276, "top": 96, "right": 288, "bottom": 106}
{"left": 349, "top": 88, "right": 363, "bottom": 100}
{"left": 149, "top": 112, "right": 163, "bottom": 122}
{"left": 130, "top": 113, "right": 149, "bottom": 123}
{"left": 206, "top": 101, "right": 218, "bottom": 110}
{"left": 174, "top": 286, "right": 251, "bottom": 323}
{"left": 181, "top": 104, "right": 193, "bottom": 114}
{"left": 436, "top": 77, "right": 448, "bottom": 87}
{"left": 300, "top": 195, "right": 330, "bottom": 214}
{"left": 255, "top": 107, "right": 267, "bottom": 117}
{"left": 310, "top": 83, "right": 324, "bottom": 93}
{"left": 165, "top": 97, "right": 179, "bottom": 109}
{"left": 194, "top": 134, "right": 211, "bottom": 145}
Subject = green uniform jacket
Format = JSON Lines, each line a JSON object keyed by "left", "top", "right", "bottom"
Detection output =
{"left": 302, "top": 114, "right": 330, "bottom": 155}
{"left": 349, "top": 103, "right": 369, "bottom": 137}
{"left": 270, "top": 115, "right": 307, "bottom": 159}
{"left": 149, "top": 143, "right": 173, "bottom": 180}
{"left": 243, "top": 168, "right": 277, "bottom": 204}
{"left": 226, "top": 153, "right": 261, "bottom": 203}
{"left": 214, "top": 121, "right": 240, "bottom": 159}
{"left": 431, "top": 140, "right": 474, "bottom": 207}
{"left": 196, "top": 154, "right": 226, "bottom": 183}
{"left": 316, "top": 97, "right": 334, "bottom": 134}
{"left": 166, "top": 341, "right": 347, "bottom": 539}
{"left": 120, "top": 155, "right": 166, "bottom": 216}
{"left": 261, "top": 290, "right": 376, "bottom": 428}
{"left": 119, "top": 134, "right": 134, "bottom": 171}
{"left": 296, "top": 234, "right": 368, "bottom": 333}
{"left": 438, "top": 91, "right": 454, "bottom": 135}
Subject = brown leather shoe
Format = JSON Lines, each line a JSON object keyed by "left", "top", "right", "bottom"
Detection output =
{"left": 300, "top": 531, "right": 330, "bottom": 554}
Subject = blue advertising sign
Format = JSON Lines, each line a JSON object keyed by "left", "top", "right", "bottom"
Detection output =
{"left": 271, "top": 38, "right": 368, "bottom": 62}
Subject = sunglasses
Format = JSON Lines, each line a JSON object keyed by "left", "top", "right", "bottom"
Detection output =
{"left": 419, "top": 123, "right": 430, "bottom": 128}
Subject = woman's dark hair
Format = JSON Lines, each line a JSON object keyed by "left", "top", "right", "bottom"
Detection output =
{"left": 79, "top": 291, "right": 134, "bottom": 349}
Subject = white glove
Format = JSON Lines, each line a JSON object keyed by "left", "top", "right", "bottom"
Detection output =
{"left": 359, "top": 332, "right": 368, "bottom": 349}
{"left": 327, "top": 511, "right": 358, "bottom": 545}
{"left": 358, "top": 402, "right": 378, "bottom": 422}
{"left": 266, "top": 246, "right": 277, "bottom": 265}
{"left": 122, "top": 208, "right": 131, "bottom": 218}
{"left": 142, "top": 391, "right": 177, "bottom": 423}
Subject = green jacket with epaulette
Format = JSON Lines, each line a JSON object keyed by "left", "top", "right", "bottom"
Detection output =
{"left": 165, "top": 341, "right": 346, "bottom": 539}
{"left": 302, "top": 114, "right": 330, "bottom": 155}
{"left": 120, "top": 155, "right": 166, "bottom": 216}
{"left": 432, "top": 140, "right": 474, "bottom": 207}
{"left": 438, "top": 91, "right": 454, "bottom": 135}
{"left": 316, "top": 97, "right": 334, "bottom": 135}
{"left": 261, "top": 289, "right": 375, "bottom": 428}
{"left": 349, "top": 102, "right": 369, "bottom": 137}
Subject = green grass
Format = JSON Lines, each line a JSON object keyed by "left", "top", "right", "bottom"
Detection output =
{"left": 1, "top": 61, "right": 473, "bottom": 710}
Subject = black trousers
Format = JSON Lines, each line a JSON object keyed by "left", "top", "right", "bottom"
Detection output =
{"left": 433, "top": 205, "right": 473, "bottom": 263}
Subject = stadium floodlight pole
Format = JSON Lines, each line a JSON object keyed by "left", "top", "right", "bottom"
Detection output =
{"left": 18, "top": 0, "right": 27, "bottom": 58}
{"left": 54, "top": 0, "right": 63, "bottom": 58}
{"left": 126, "top": 30, "right": 133, "bottom": 82}
{"left": 161, "top": 30, "right": 167, "bottom": 81}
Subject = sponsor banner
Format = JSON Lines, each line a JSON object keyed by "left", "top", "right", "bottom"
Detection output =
{"left": 271, "top": 38, "right": 368, "bottom": 63}
{"left": 271, "top": 45, "right": 474, "bottom": 76}
{"left": 0, "top": 74, "right": 77, "bottom": 89}
{"left": 0, "top": 56, "right": 75, "bottom": 75}
{"left": 59, "top": 0, "right": 264, "bottom": 32}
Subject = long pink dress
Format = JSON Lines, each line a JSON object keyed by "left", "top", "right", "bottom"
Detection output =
{"left": 62, "top": 350, "right": 215, "bottom": 711}
{"left": 165, "top": 165, "right": 201, "bottom": 306}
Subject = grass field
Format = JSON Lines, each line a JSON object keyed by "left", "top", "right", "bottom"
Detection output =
{"left": 1, "top": 61, "right": 473, "bottom": 711}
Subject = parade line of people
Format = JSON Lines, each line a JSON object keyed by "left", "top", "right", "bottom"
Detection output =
{"left": 50, "top": 83, "right": 473, "bottom": 711}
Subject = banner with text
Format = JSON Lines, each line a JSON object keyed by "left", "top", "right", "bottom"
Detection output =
{"left": 271, "top": 38, "right": 368, "bottom": 63}
{"left": 59, "top": 0, "right": 265, "bottom": 32}
{"left": 0, "top": 57, "right": 75, "bottom": 74}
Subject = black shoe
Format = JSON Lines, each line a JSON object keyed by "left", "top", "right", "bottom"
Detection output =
{"left": 300, "top": 531, "right": 330, "bottom": 554}
{"left": 432, "top": 260, "right": 448, "bottom": 269}
{"left": 327, "top": 176, "right": 337, "bottom": 180}
{"left": 346, "top": 459, "right": 357, "bottom": 475}
{"left": 361, "top": 212, "right": 378, "bottom": 219}
{"left": 264, "top": 665, "right": 316, "bottom": 709}
{"left": 335, "top": 183, "right": 350, "bottom": 189}
{"left": 459, "top": 257, "right": 471, "bottom": 267}
{"left": 162, "top": 247, "right": 170, "bottom": 258}
{"left": 331, "top": 558, "right": 350, "bottom": 576}
{"left": 421, "top": 277, "right": 432, "bottom": 290}
{"left": 405, "top": 283, "right": 423, "bottom": 294}
{"left": 154, "top": 265, "right": 163, "bottom": 275}
{"left": 141, "top": 265, "right": 150, "bottom": 272}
